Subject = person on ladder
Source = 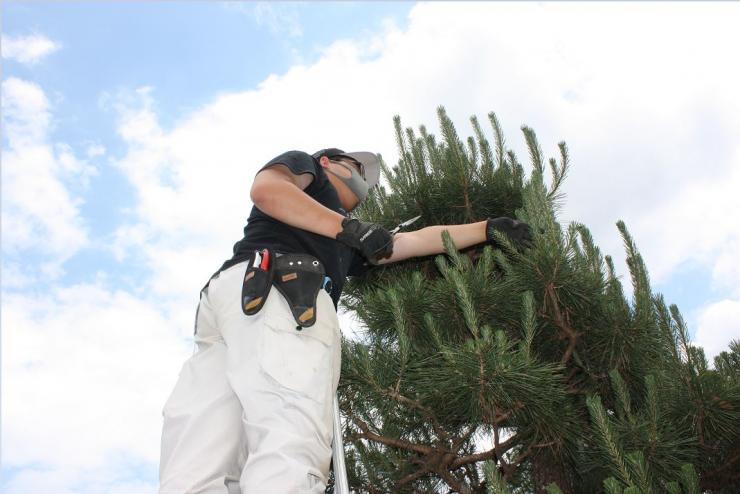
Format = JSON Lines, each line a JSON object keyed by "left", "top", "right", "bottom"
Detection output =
{"left": 158, "top": 148, "right": 533, "bottom": 493}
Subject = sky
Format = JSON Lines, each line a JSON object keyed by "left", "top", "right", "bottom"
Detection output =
{"left": 2, "top": 2, "right": 739, "bottom": 492}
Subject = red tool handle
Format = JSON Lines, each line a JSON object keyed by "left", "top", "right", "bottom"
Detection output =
{"left": 259, "top": 248, "right": 270, "bottom": 270}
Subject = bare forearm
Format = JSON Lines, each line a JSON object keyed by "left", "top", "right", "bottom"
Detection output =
{"left": 403, "top": 221, "right": 487, "bottom": 257}
{"left": 252, "top": 181, "right": 344, "bottom": 238}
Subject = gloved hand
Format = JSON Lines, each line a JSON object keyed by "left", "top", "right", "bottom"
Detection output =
{"left": 485, "top": 217, "right": 533, "bottom": 250}
{"left": 336, "top": 218, "right": 394, "bottom": 263}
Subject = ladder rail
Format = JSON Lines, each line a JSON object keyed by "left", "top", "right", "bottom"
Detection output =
{"left": 332, "top": 394, "right": 350, "bottom": 494}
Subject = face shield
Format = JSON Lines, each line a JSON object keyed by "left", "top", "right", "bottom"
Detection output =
{"left": 312, "top": 149, "right": 381, "bottom": 203}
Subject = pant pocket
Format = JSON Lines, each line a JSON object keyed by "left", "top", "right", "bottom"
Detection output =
{"left": 259, "top": 309, "right": 335, "bottom": 402}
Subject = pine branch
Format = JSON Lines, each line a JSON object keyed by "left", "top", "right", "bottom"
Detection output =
{"left": 520, "top": 291, "right": 537, "bottom": 360}
{"left": 543, "top": 282, "right": 579, "bottom": 365}
{"left": 380, "top": 386, "right": 449, "bottom": 442}
{"left": 471, "top": 114, "right": 494, "bottom": 172}
{"left": 644, "top": 375, "right": 659, "bottom": 446}
{"left": 626, "top": 451, "right": 654, "bottom": 493}
{"left": 521, "top": 126, "right": 544, "bottom": 174}
{"left": 484, "top": 460, "right": 512, "bottom": 494}
{"left": 468, "top": 136, "right": 479, "bottom": 171}
{"left": 547, "top": 141, "right": 570, "bottom": 203}
{"left": 603, "top": 477, "right": 622, "bottom": 494}
{"left": 350, "top": 414, "right": 434, "bottom": 456}
{"left": 587, "top": 395, "right": 633, "bottom": 486}
{"left": 343, "top": 108, "right": 736, "bottom": 491}
{"left": 389, "top": 288, "right": 411, "bottom": 387}
{"left": 451, "top": 426, "right": 477, "bottom": 451}
{"left": 679, "top": 463, "right": 700, "bottom": 494}
{"left": 395, "top": 466, "right": 431, "bottom": 488}
{"left": 437, "top": 468, "right": 474, "bottom": 494}
{"left": 609, "top": 369, "right": 633, "bottom": 423}
{"left": 500, "top": 439, "right": 559, "bottom": 485}
{"left": 668, "top": 304, "right": 709, "bottom": 448}
{"left": 665, "top": 482, "right": 681, "bottom": 494}
{"left": 451, "top": 434, "right": 518, "bottom": 469}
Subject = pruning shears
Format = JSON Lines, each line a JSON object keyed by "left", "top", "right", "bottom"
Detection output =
{"left": 390, "top": 215, "right": 422, "bottom": 235}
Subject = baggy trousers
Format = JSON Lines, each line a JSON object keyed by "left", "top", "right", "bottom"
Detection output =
{"left": 159, "top": 261, "right": 342, "bottom": 493}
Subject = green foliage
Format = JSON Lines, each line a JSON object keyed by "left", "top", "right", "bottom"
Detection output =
{"left": 485, "top": 461, "right": 512, "bottom": 494}
{"left": 599, "top": 463, "right": 701, "bottom": 494}
{"left": 714, "top": 340, "right": 740, "bottom": 377}
{"left": 335, "top": 107, "right": 739, "bottom": 493}
{"left": 544, "top": 484, "right": 565, "bottom": 494}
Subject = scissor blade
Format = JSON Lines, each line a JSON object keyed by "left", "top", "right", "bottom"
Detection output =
{"left": 391, "top": 215, "right": 422, "bottom": 234}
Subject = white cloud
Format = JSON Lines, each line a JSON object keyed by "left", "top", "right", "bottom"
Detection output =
{"left": 1, "top": 78, "right": 95, "bottom": 270}
{"left": 110, "top": 2, "right": 740, "bottom": 304}
{"left": 632, "top": 159, "right": 740, "bottom": 293}
{"left": 86, "top": 143, "right": 107, "bottom": 158}
{"left": 2, "top": 76, "right": 51, "bottom": 144}
{"left": 693, "top": 299, "right": 740, "bottom": 363}
{"left": 252, "top": 2, "right": 303, "bottom": 38}
{"left": 6, "top": 3, "right": 740, "bottom": 491}
{"left": 1, "top": 283, "right": 192, "bottom": 476}
{"left": 0, "top": 261, "right": 34, "bottom": 290}
{"left": 1, "top": 463, "right": 156, "bottom": 494}
{"left": 225, "top": 2, "right": 303, "bottom": 38}
{"left": 1, "top": 33, "right": 60, "bottom": 65}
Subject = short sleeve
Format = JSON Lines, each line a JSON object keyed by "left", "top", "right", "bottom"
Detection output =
{"left": 258, "top": 150, "right": 317, "bottom": 179}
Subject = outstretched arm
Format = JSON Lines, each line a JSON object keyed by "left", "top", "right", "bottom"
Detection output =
{"left": 374, "top": 221, "right": 488, "bottom": 265}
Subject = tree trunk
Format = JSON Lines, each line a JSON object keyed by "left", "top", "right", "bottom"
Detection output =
{"left": 531, "top": 450, "right": 573, "bottom": 494}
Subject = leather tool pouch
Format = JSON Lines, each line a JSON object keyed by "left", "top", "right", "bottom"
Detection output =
{"left": 271, "top": 252, "right": 325, "bottom": 328}
{"left": 241, "top": 250, "right": 327, "bottom": 328}
{"left": 241, "top": 250, "right": 274, "bottom": 316}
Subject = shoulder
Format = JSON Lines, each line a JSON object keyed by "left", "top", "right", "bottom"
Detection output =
{"left": 262, "top": 150, "right": 317, "bottom": 174}
{"left": 257, "top": 150, "right": 317, "bottom": 190}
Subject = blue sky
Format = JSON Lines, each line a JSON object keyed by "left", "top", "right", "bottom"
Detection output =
{"left": 2, "top": 1, "right": 413, "bottom": 288}
{"left": 2, "top": 2, "right": 740, "bottom": 493}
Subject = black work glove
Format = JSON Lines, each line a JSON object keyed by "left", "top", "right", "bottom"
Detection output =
{"left": 336, "top": 218, "right": 394, "bottom": 263}
{"left": 485, "top": 217, "right": 533, "bottom": 250}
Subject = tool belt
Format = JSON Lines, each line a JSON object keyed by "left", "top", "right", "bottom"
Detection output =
{"left": 241, "top": 249, "right": 331, "bottom": 328}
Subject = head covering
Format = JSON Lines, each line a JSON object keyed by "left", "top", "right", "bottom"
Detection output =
{"left": 312, "top": 148, "right": 381, "bottom": 203}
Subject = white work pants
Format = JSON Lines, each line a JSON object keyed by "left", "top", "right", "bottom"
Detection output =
{"left": 159, "top": 261, "right": 341, "bottom": 493}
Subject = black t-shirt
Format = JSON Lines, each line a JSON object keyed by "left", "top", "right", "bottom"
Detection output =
{"left": 218, "top": 150, "right": 371, "bottom": 307}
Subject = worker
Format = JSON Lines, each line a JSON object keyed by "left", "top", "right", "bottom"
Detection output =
{"left": 158, "top": 148, "right": 532, "bottom": 493}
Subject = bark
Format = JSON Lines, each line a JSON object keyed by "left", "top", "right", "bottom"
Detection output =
{"left": 531, "top": 449, "right": 574, "bottom": 494}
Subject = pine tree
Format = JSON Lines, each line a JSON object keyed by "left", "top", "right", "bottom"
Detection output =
{"left": 332, "top": 107, "right": 740, "bottom": 493}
